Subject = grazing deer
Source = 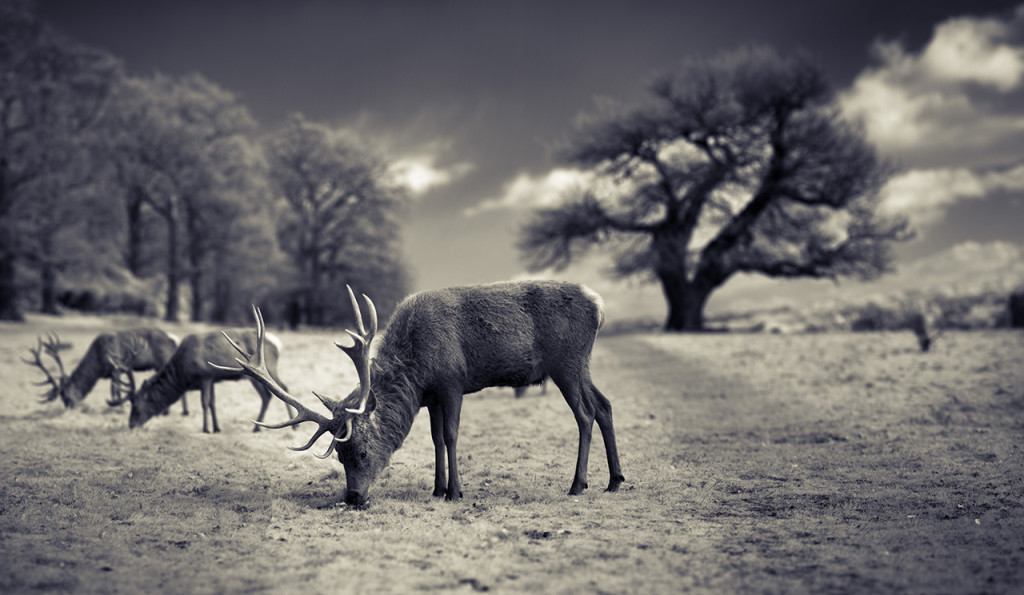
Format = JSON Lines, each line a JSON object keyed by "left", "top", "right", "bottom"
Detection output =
{"left": 217, "top": 281, "right": 624, "bottom": 506}
{"left": 24, "top": 329, "right": 186, "bottom": 413}
{"left": 908, "top": 311, "right": 943, "bottom": 352}
{"left": 111, "top": 329, "right": 294, "bottom": 433}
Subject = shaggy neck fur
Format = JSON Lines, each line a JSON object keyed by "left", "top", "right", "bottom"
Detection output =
{"left": 136, "top": 355, "right": 190, "bottom": 415}
{"left": 362, "top": 356, "right": 423, "bottom": 453}
{"left": 63, "top": 338, "right": 112, "bottom": 401}
{"left": 354, "top": 331, "right": 430, "bottom": 452}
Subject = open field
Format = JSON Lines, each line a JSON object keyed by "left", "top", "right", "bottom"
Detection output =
{"left": 1, "top": 314, "right": 1023, "bottom": 593}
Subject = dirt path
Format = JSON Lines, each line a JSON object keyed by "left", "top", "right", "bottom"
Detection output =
{"left": 1, "top": 317, "right": 1023, "bottom": 593}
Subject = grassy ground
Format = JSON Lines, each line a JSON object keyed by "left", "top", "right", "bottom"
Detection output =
{"left": 1, "top": 314, "right": 1022, "bottom": 593}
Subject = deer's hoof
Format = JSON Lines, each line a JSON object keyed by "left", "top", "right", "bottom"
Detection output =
{"left": 605, "top": 474, "right": 625, "bottom": 493}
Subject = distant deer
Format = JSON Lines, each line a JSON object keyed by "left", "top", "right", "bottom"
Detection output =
{"left": 110, "top": 329, "right": 294, "bottom": 433}
{"left": 908, "top": 311, "right": 943, "bottom": 352}
{"left": 1010, "top": 291, "right": 1024, "bottom": 328}
{"left": 24, "top": 329, "right": 186, "bottom": 413}
{"left": 217, "top": 281, "right": 624, "bottom": 506}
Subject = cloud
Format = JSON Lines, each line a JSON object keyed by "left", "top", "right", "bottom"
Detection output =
{"left": 840, "top": 7, "right": 1024, "bottom": 169}
{"left": 879, "top": 164, "right": 1024, "bottom": 231}
{"left": 390, "top": 154, "right": 474, "bottom": 197}
{"left": 905, "top": 240, "right": 1024, "bottom": 282}
{"left": 463, "top": 167, "right": 593, "bottom": 216}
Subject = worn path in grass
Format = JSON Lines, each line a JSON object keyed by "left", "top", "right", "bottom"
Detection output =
{"left": 1, "top": 316, "right": 1023, "bottom": 593}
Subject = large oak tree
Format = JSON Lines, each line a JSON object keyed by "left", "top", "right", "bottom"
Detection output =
{"left": 519, "top": 48, "right": 910, "bottom": 330}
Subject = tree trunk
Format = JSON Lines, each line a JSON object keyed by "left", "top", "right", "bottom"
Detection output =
{"left": 184, "top": 202, "right": 206, "bottom": 322}
{"left": 125, "top": 188, "right": 144, "bottom": 276}
{"left": 38, "top": 229, "right": 59, "bottom": 315}
{"left": 40, "top": 261, "right": 58, "bottom": 315}
{"left": 210, "top": 277, "right": 230, "bottom": 323}
{"left": 209, "top": 248, "right": 230, "bottom": 324}
{"left": 658, "top": 270, "right": 711, "bottom": 331}
{"left": 189, "top": 268, "right": 202, "bottom": 322}
{"left": 164, "top": 218, "right": 179, "bottom": 322}
{"left": 0, "top": 250, "right": 23, "bottom": 321}
{"left": 0, "top": 158, "right": 23, "bottom": 321}
{"left": 309, "top": 250, "right": 322, "bottom": 326}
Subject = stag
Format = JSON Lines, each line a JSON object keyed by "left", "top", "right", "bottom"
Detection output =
{"left": 24, "top": 329, "right": 185, "bottom": 413}
{"left": 112, "top": 329, "right": 294, "bottom": 433}
{"left": 217, "top": 281, "right": 624, "bottom": 506}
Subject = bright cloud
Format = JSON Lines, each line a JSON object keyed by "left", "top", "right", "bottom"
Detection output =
{"left": 891, "top": 240, "right": 1024, "bottom": 296}
{"left": 390, "top": 154, "right": 474, "bottom": 197}
{"left": 879, "top": 164, "right": 1024, "bottom": 231}
{"left": 840, "top": 7, "right": 1024, "bottom": 168}
{"left": 920, "top": 15, "right": 1024, "bottom": 90}
{"left": 464, "top": 168, "right": 594, "bottom": 216}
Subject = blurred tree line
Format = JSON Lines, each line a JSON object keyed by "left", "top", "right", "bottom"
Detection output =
{"left": 0, "top": 1, "right": 410, "bottom": 325}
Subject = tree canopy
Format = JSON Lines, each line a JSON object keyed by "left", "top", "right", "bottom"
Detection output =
{"left": 0, "top": 0, "right": 121, "bottom": 319}
{"left": 519, "top": 47, "right": 910, "bottom": 330}
{"left": 265, "top": 113, "right": 409, "bottom": 326}
{"left": 0, "top": 2, "right": 410, "bottom": 324}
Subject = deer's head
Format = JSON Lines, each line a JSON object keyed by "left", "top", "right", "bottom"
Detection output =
{"left": 215, "top": 287, "right": 388, "bottom": 506}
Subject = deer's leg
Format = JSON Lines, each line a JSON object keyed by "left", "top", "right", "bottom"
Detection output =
{"left": 181, "top": 394, "right": 189, "bottom": 416}
{"left": 200, "top": 381, "right": 213, "bottom": 433}
{"left": 440, "top": 391, "right": 464, "bottom": 502}
{"left": 249, "top": 378, "right": 272, "bottom": 432}
{"left": 427, "top": 402, "right": 447, "bottom": 498}
{"left": 201, "top": 380, "right": 220, "bottom": 433}
{"left": 209, "top": 383, "right": 220, "bottom": 433}
{"left": 589, "top": 381, "right": 624, "bottom": 492}
{"left": 553, "top": 374, "right": 596, "bottom": 495}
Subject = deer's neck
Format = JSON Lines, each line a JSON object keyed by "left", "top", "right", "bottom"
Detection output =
{"left": 65, "top": 342, "right": 109, "bottom": 400}
{"left": 141, "top": 359, "right": 189, "bottom": 411}
{"left": 368, "top": 359, "right": 424, "bottom": 452}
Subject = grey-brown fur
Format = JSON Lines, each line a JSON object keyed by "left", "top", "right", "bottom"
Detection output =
{"left": 43, "top": 328, "right": 180, "bottom": 411}
{"left": 244, "top": 280, "right": 624, "bottom": 506}
{"left": 128, "top": 330, "right": 291, "bottom": 433}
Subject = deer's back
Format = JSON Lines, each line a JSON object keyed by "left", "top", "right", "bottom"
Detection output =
{"left": 110, "top": 328, "right": 178, "bottom": 370}
{"left": 379, "top": 281, "right": 603, "bottom": 393}
{"left": 174, "top": 330, "right": 280, "bottom": 388}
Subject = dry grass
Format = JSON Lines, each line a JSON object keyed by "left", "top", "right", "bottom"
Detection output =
{"left": 1, "top": 314, "right": 1023, "bottom": 593}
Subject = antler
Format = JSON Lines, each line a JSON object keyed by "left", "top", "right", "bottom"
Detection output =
{"left": 23, "top": 334, "right": 69, "bottom": 401}
{"left": 107, "top": 335, "right": 145, "bottom": 405}
{"left": 213, "top": 305, "right": 350, "bottom": 459}
{"left": 336, "top": 285, "right": 378, "bottom": 415}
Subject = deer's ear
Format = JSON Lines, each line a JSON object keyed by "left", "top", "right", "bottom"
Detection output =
{"left": 365, "top": 391, "right": 378, "bottom": 414}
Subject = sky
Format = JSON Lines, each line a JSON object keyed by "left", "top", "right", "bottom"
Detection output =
{"left": 36, "top": 0, "right": 1024, "bottom": 322}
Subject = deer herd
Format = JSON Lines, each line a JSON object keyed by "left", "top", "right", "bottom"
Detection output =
{"left": 24, "top": 280, "right": 625, "bottom": 506}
